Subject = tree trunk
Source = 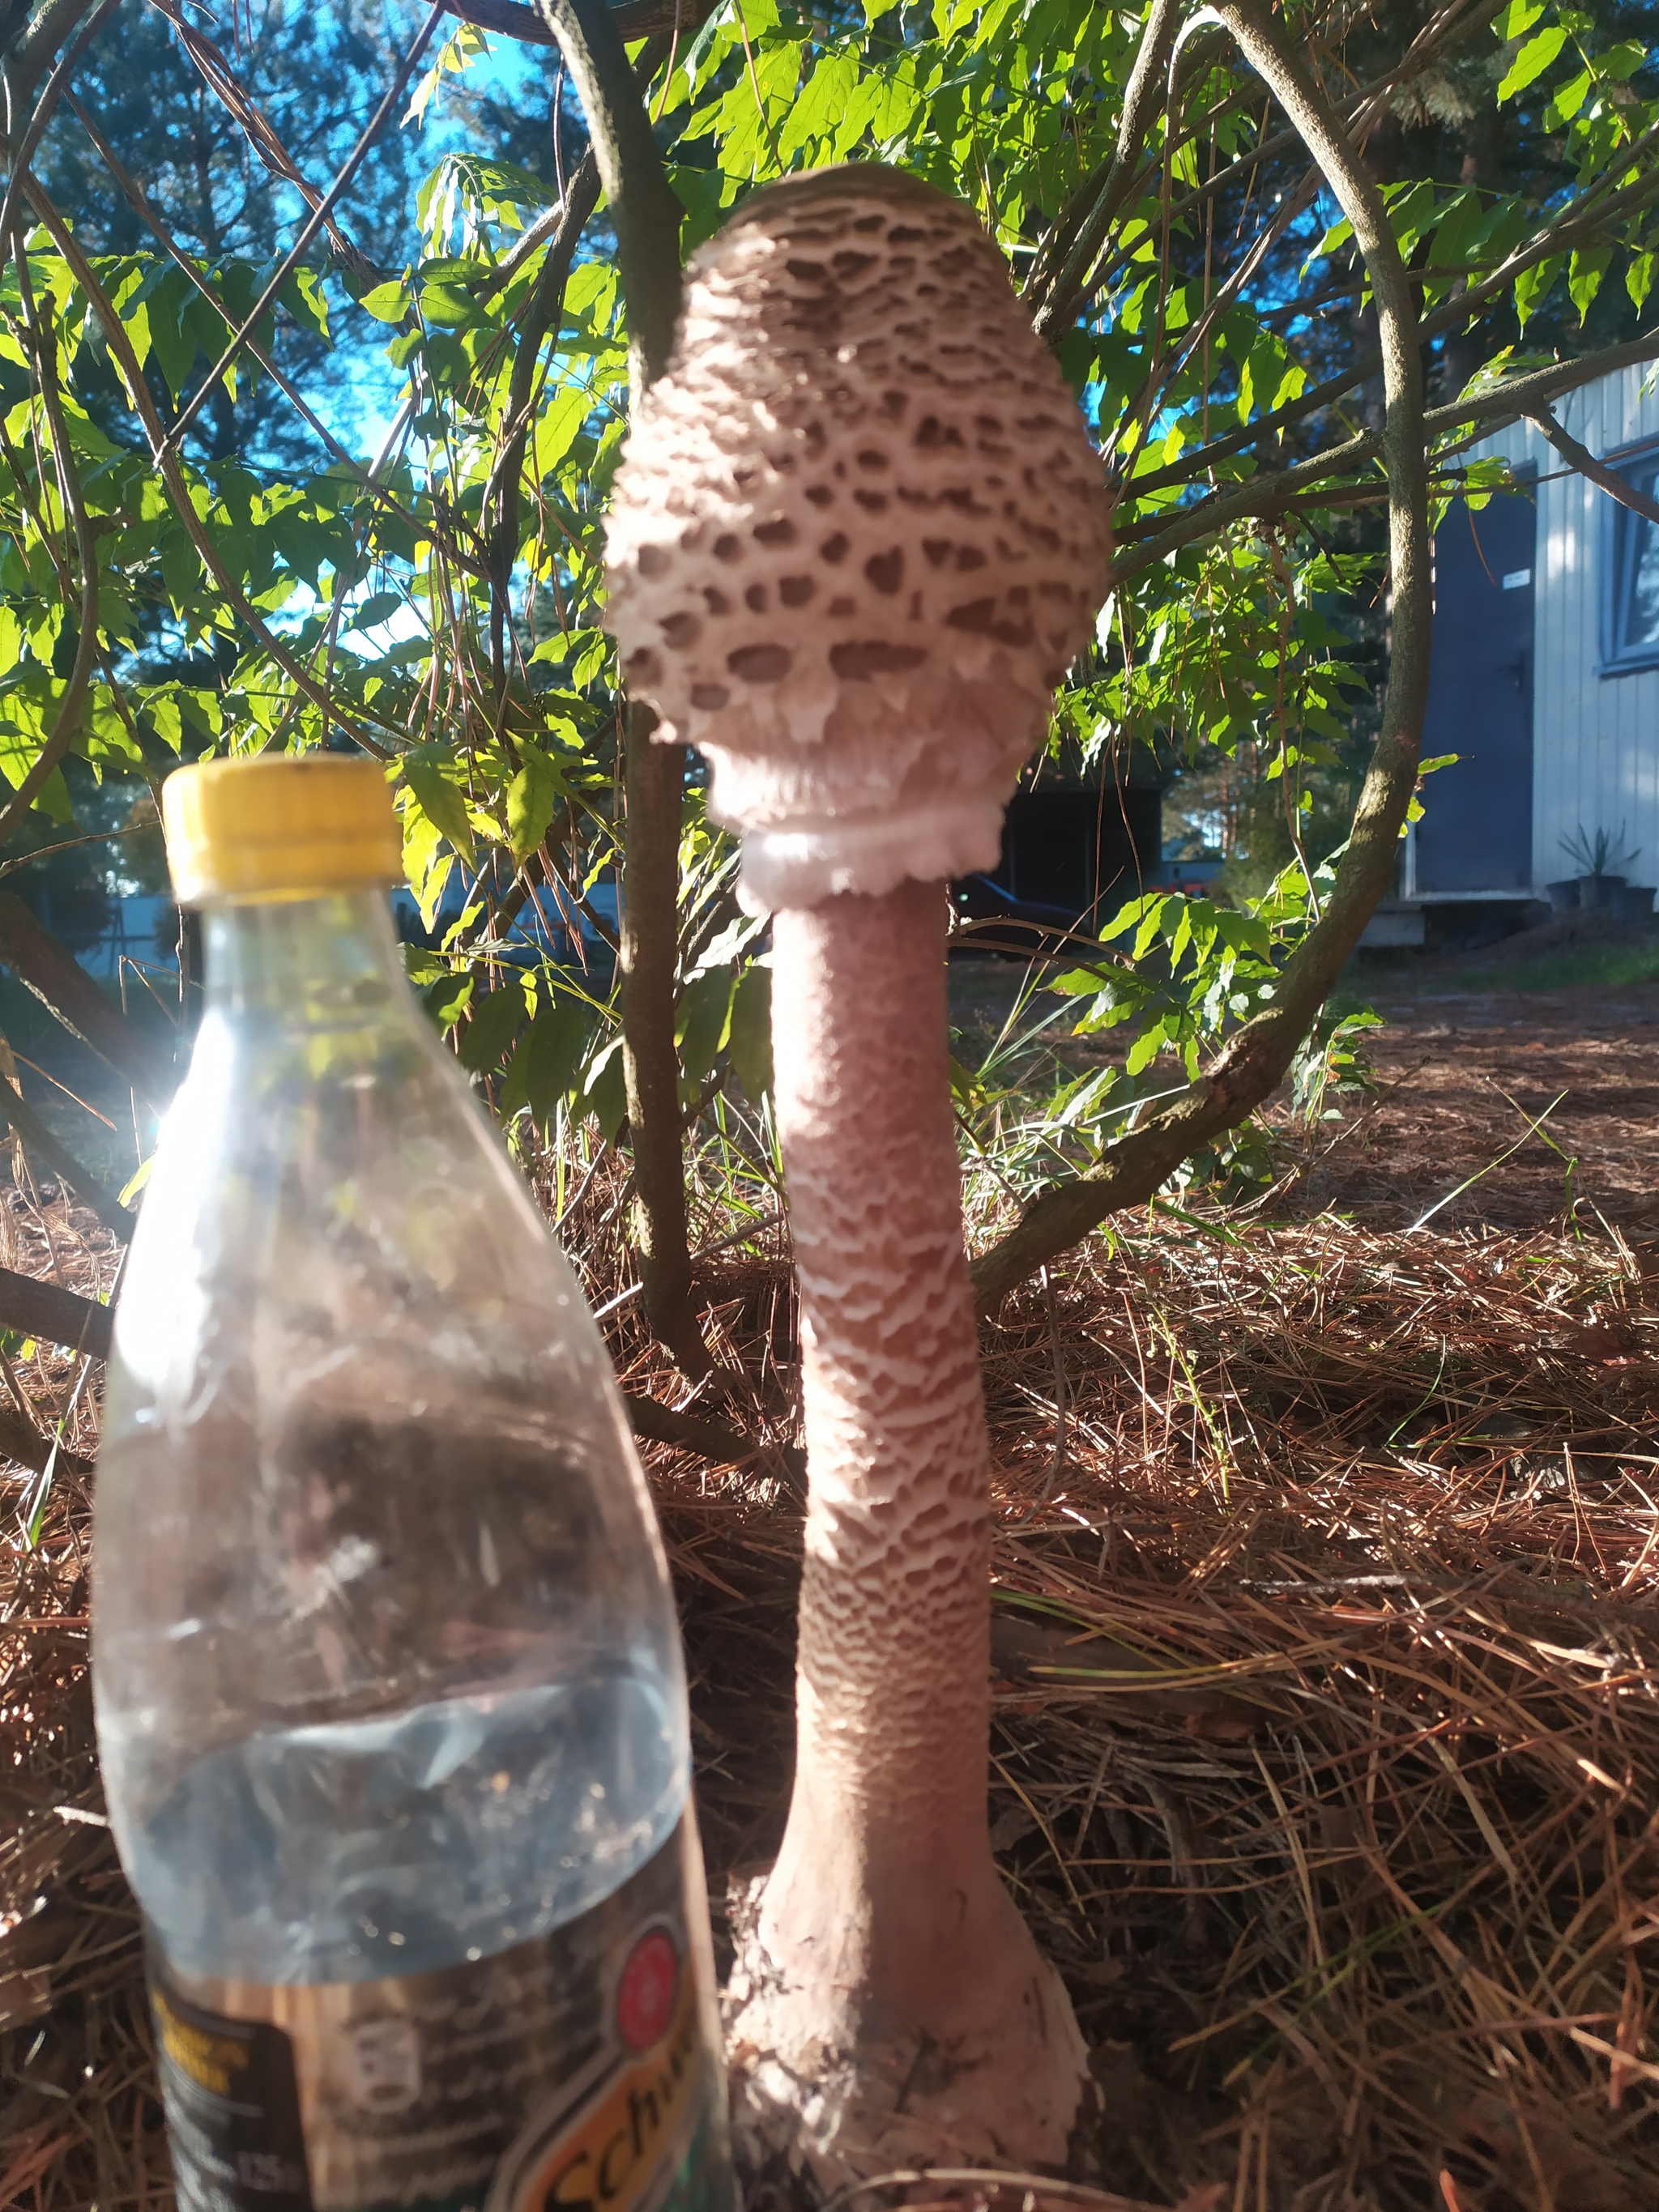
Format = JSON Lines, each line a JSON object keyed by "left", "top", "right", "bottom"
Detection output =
{"left": 618, "top": 704, "right": 708, "bottom": 1377}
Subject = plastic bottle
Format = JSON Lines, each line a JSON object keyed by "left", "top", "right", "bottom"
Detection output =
{"left": 92, "top": 757, "right": 732, "bottom": 2212}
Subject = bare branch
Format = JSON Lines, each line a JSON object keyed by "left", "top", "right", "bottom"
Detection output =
{"left": 0, "top": 1261, "right": 110, "bottom": 1361}
{"left": 64, "top": 87, "right": 418, "bottom": 518}
{"left": 146, "top": 0, "right": 376, "bottom": 283}
{"left": 156, "top": 0, "right": 448, "bottom": 461}
{"left": 6, "top": 0, "right": 98, "bottom": 102}
{"left": 0, "top": 0, "right": 117, "bottom": 257}
{"left": 528, "top": 0, "right": 708, "bottom": 1377}
{"left": 1525, "top": 406, "right": 1659, "bottom": 528}
{"left": 442, "top": 0, "right": 716, "bottom": 48}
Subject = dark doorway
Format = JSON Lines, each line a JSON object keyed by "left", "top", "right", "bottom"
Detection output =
{"left": 994, "top": 785, "right": 1162, "bottom": 922}
{"left": 1414, "top": 482, "right": 1536, "bottom": 895}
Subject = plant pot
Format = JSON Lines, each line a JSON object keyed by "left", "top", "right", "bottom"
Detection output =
{"left": 1577, "top": 873, "right": 1626, "bottom": 910}
{"left": 1619, "top": 884, "right": 1657, "bottom": 923}
{"left": 1546, "top": 879, "right": 1581, "bottom": 913}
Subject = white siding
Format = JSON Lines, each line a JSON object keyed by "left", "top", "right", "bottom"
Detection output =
{"left": 1463, "top": 367, "right": 1659, "bottom": 894}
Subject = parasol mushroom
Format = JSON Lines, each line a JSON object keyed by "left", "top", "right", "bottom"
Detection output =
{"left": 605, "top": 164, "right": 1114, "bottom": 2181}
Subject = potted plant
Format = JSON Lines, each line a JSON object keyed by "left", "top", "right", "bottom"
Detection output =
{"left": 1561, "top": 824, "right": 1640, "bottom": 910}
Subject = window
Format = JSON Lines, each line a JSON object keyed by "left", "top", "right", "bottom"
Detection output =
{"left": 1601, "top": 443, "right": 1659, "bottom": 676}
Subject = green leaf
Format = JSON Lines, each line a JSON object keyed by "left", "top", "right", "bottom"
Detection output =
{"left": 348, "top": 590, "right": 404, "bottom": 631}
{"left": 676, "top": 964, "right": 735, "bottom": 1085}
{"left": 1498, "top": 23, "right": 1567, "bottom": 100}
{"left": 500, "top": 995, "right": 587, "bottom": 1123}
{"left": 1125, "top": 1025, "right": 1164, "bottom": 1077}
{"left": 117, "top": 1156, "right": 154, "bottom": 1206}
{"left": 1546, "top": 65, "right": 1591, "bottom": 121}
{"left": 420, "top": 279, "right": 476, "bottom": 328}
{"left": 505, "top": 748, "right": 566, "bottom": 863}
{"left": 1568, "top": 243, "right": 1611, "bottom": 321}
{"left": 358, "top": 280, "right": 412, "bottom": 323}
{"left": 1629, "top": 249, "right": 1656, "bottom": 313}
{"left": 403, "top": 755, "right": 476, "bottom": 858}
{"left": 1514, "top": 253, "right": 1563, "bottom": 327}
{"left": 578, "top": 1033, "right": 629, "bottom": 1142}
{"left": 425, "top": 970, "right": 473, "bottom": 1030}
{"left": 1597, "top": 39, "right": 1647, "bottom": 80}
{"left": 726, "top": 964, "right": 773, "bottom": 1100}
{"left": 1495, "top": 0, "right": 1547, "bottom": 32}
{"left": 457, "top": 981, "right": 530, "bottom": 1072}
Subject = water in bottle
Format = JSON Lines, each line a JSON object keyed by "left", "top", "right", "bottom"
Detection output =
{"left": 92, "top": 757, "right": 731, "bottom": 2212}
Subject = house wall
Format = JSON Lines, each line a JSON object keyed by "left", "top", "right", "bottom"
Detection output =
{"left": 1462, "top": 367, "right": 1659, "bottom": 894}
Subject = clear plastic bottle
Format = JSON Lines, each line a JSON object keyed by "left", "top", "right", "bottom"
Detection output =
{"left": 92, "top": 758, "right": 731, "bottom": 2212}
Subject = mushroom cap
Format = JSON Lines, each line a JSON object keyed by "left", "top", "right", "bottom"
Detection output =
{"left": 604, "top": 164, "right": 1113, "bottom": 912}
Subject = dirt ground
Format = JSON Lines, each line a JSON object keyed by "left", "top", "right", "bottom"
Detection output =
{"left": 1303, "top": 965, "right": 1659, "bottom": 1240}
{"left": 949, "top": 915, "right": 1659, "bottom": 1244}
{"left": 7, "top": 927, "right": 1659, "bottom": 2210}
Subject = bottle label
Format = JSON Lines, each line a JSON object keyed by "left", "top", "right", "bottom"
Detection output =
{"left": 147, "top": 1820, "right": 724, "bottom": 2212}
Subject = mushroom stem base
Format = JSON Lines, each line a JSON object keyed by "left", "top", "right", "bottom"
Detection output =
{"left": 722, "top": 1874, "right": 1097, "bottom": 2196}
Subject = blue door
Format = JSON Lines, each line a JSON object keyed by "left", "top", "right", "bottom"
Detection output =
{"left": 1413, "top": 484, "right": 1536, "bottom": 893}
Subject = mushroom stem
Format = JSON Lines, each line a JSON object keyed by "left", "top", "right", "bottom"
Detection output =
{"left": 730, "top": 878, "right": 1090, "bottom": 2176}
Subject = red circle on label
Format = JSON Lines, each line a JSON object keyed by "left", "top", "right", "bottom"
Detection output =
{"left": 616, "top": 1927, "right": 680, "bottom": 2052}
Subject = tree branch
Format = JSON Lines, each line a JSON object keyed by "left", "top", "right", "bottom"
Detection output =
{"left": 1113, "top": 111, "right": 1659, "bottom": 511}
{"left": 0, "top": 1261, "right": 110, "bottom": 1358}
{"left": 1030, "top": 0, "right": 1182, "bottom": 341}
{"left": 0, "top": 1072, "right": 134, "bottom": 1240}
{"left": 0, "top": 892, "right": 176, "bottom": 1107}
{"left": 530, "top": 0, "right": 684, "bottom": 385}
{"left": 156, "top": 0, "right": 447, "bottom": 459}
{"left": 6, "top": 0, "right": 97, "bottom": 102}
{"left": 487, "top": 147, "right": 601, "bottom": 684}
{"left": 10, "top": 164, "right": 397, "bottom": 757}
{"left": 530, "top": 0, "right": 707, "bottom": 1376}
{"left": 444, "top": 0, "right": 717, "bottom": 47}
{"left": 1525, "top": 406, "right": 1659, "bottom": 529}
{"left": 972, "top": 0, "right": 1432, "bottom": 1315}
{"left": 1114, "top": 337, "right": 1659, "bottom": 575}
{"left": 0, "top": 0, "right": 117, "bottom": 249}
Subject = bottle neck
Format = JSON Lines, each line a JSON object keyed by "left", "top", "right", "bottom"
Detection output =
{"left": 202, "top": 890, "right": 411, "bottom": 1027}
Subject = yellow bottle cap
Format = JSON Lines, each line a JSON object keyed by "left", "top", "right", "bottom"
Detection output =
{"left": 163, "top": 757, "right": 403, "bottom": 906}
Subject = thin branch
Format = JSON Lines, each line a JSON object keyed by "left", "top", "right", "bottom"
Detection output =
{"left": 1525, "top": 406, "right": 1659, "bottom": 529}
{"left": 530, "top": 0, "right": 706, "bottom": 1379}
{"left": 530, "top": 0, "right": 684, "bottom": 385}
{"left": 156, "top": 0, "right": 447, "bottom": 460}
{"left": 442, "top": 0, "right": 715, "bottom": 46}
{"left": 1031, "top": 0, "right": 1185, "bottom": 340}
{"left": 0, "top": 0, "right": 117, "bottom": 249}
{"left": 1120, "top": 336, "right": 1659, "bottom": 577}
{"left": 1050, "top": 0, "right": 1506, "bottom": 337}
{"left": 145, "top": 0, "right": 375, "bottom": 282}
{"left": 1113, "top": 106, "right": 1659, "bottom": 509}
{"left": 65, "top": 87, "right": 412, "bottom": 509}
{"left": 11, "top": 164, "right": 396, "bottom": 757}
{"left": 974, "top": 0, "right": 1432, "bottom": 1313}
{"left": 486, "top": 147, "right": 600, "bottom": 683}
{"left": 0, "top": 1070, "right": 134, "bottom": 1239}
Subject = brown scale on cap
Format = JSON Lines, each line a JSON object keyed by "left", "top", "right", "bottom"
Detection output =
{"left": 605, "top": 164, "right": 1112, "bottom": 913}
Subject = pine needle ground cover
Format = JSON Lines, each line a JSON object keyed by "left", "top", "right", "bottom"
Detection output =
{"left": 4, "top": 997, "right": 1659, "bottom": 2211}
